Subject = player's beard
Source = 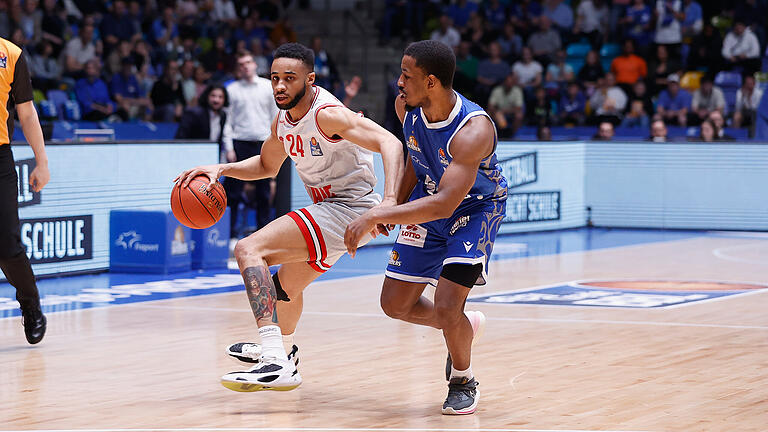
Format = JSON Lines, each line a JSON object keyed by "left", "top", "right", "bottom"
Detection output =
{"left": 276, "top": 85, "right": 307, "bottom": 110}
{"left": 405, "top": 103, "right": 415, "bottom": 112}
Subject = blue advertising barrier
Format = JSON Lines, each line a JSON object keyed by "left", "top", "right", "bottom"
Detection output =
{"left": 190, "top": 208, "right": 230, "bottom": 270}
{"left": 110, "top": 210, "right": 192, "bottom": 273}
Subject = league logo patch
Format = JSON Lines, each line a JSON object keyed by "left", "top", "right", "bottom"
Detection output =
{"left": 438, "top": 148, "right": 449, "bottom": 166}
{"left": 388, "top": 250, "right": 402, "bottom": 266}
{"left": 407, "top": 135, "right": 421, "bottom": 152}
{"left": 0, "top": 51, "right": 7, "bottom": 69}
{"left": 310, "top": 137, "right": 323, "bottom": 156}
{"left": 468, "top": 280, "right": 768, "bottom": 309}
{"left": 396, "top": 224, "right": 427, "bottom": 248}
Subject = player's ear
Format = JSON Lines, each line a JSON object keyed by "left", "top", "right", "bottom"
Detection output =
{"left": 427, "top": 74, "right": 437, "bottom": 90}
{"left": 306, "top": 71, "right": 316, "bottom": 85}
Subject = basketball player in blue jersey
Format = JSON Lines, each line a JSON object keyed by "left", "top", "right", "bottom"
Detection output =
{"left": 345, "top": 40, "right": 508, "bottom": 415}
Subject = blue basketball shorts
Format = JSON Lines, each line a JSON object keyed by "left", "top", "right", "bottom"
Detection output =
{"left": 385, "top": 200, "right": 506, "bottom": 286}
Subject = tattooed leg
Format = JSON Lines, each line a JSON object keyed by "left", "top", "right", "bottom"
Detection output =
{"left": 242, "top": 266, "right": 279, "bottom": 326}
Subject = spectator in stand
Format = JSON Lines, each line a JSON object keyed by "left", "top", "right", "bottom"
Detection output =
{"left": 110, "top": 57, "right": 152, "bottom": 121}
{"left": 75, "top": 59, "right": 116, "bottom": 121}
{"left": 29, "top": 40, "right": 61, "bottom": 91}
{"left": 488, "top": 74, "right": 524, "bottom": 138}
{"left": 722, "top": 20, "right": 761, "bottom": 75}
{"left": 648, "top": 44, "right": 681, "bottom": 95}
{"left": 537, "top": 124, "right": 552, "bottom": 140}
{"left": 64, "top": 22, "right": 100, "bottom": 78}
{"left": 211, "top": 0, "right": 238, "bottom": 26}
{"left": 611, "top": 39, "right": 647, "bottom": 93}
{"left": 527, "top": 86, "right": 555, "bottom": 126}
{"left": 446, "top": 0, "right": 478, "bottom": 28}
{"left": 106, "top": 40, "right": 133, "bottom": 76}
{"left": 203, "top": 36, "right": 235, "bottom": 81}
{"left": 18, "top": 0, "right": 42, "bottom": 47}
{"left": 510, "top": 0, "right": 543, "bottom": 38}
{"left": 250, "top": 40, "right": 270, "bottom": 77}
{"left": 270, "top": 17, "right": 298, "bottom": 46}
{"left": 152, "top": 6, "right": 179, "bottom": 49}
{"left": 311, "top": 36, "right": 339, "bottom": 91}
{"left": 497, "top": 22, "right": 524, "bottom": 64}
{"left": 681, "top": 0, "right": 703, "bottom": 43}
{"left": 733, "top": 74, "right": 763, "bottom": 128}
{"left": 528, "top": 16, "right": 562, "bottom": 65}
{"left": 622, "top": 0, "right": 653, "bottom": 56}
{"left": 559, "top": 81, "right": 587, "bottom": 126}
{"left": 131, "top": 39, "right": 157, "bottom": 96}
{"left": 41, "top": 0, "right": 67, "bottom": 57}
{"left": 455, "top": 41, "right": 479, "bottom": 96}
{"left": 626, "top": 79, "right": 654, "bottom": 117}
{"left": 589, "top": 73, "right": 627, "bottom": 125}
{"left": 150, "top": 60, "right": 185, "bottom": 122}
{"left": 481, "top": 0, "right": 508, "bottom": 31}
{"left": 475, "top": 42, "right": 511, "bottom": 106}
{"left": 653, "top": 0, "right": 684, "bottom": 55}
{"left": 545, "top": 50, "right": 573, "bottom": 94}
{"left": 691, "top": 75, "right": 725, "bottom": 126}
{"left": 688, "top": 23, "right": 723, "bottom": 73}
{"left": 650, "top": 118, "right": 668, "bottom": 142}
{"left": 621, "top": 99, "right": 650, "bottom": 128}
{"left": 574, "top": 0, "right": 609, "bottom": 49}
{"left": 708, "top": 110, "right": 735, "bottom": 140}
{"left": 430, "top": 14, "right": 460, "bottom": 49}
{"left": 657, "top": 74, "right": 691, "bottom": 126}
{"left": 577, "top": 50, "right": 605, "bottom": 94}
{"left": 513, "top": 47, "right": 543, "bottom": 100}
{"left": 176, "top": 84, "right": 228, "bottom": 158}
{"left": 696, "top": 118, "right": 718, "bottom": 142}
{"left": 101, "top": 1, "right": 136, "bottom": 54}
{"left": 541, "top": 0, "right": 574, "bottom": 39}
{"left": 462, "top": 12, "right": 494, "bottom": 59}
{"left": 593, "top": 121, "right": 615, "bottom": 140}
{"left": 180, "top": 60, "right": 197, "bottom": 106}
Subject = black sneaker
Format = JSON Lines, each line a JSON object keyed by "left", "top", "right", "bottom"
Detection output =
{"left": 441, "top": 377, "right": 479, "bottom": 415}
{"left": 226, "top": 342, "right": 299, "bottom": 366}
{"left": 21, "top": 307, "right": 47, "bottom": 344}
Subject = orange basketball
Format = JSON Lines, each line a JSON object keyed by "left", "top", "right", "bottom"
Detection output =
{"left": 171, "top": 175, "right": 227, "bottom": 229}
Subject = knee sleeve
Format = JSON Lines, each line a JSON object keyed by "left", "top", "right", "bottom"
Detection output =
{"left": 440, "top": 263, "right": 483, "bottom": 288}
{"left": 273, "top": 272, "right": 290, "bottom": 302}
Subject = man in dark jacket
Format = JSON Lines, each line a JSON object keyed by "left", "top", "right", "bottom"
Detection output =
{"left": 175, "top": 84, "right": 229, "bottom": 160}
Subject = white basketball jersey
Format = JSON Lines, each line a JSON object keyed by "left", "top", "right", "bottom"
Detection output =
{"left": 276, "top": 86, "right": 377, "bottom": 203}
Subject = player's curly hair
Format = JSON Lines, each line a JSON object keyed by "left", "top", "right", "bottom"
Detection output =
{"left": 404, "top": 40, "right": 455, "bottom": 88}
{"left": 274, "top": 43, "right": 315, "bottom": 71}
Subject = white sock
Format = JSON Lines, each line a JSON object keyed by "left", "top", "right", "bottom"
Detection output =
{"left": 259, "top": 325, "right": 288, "bottom": 361}
{"left": 450, "top": 365, "right": 473, "bottom": 381}
{"left": 282, "top": 332, "right": 295, "bottom": 352}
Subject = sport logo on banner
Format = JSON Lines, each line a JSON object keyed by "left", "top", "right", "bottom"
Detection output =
{"left": 468, "top": 280, "right": 768, "bottom": 309}
{"left": 15, "top": 158, "right": 41, "bottom": 208}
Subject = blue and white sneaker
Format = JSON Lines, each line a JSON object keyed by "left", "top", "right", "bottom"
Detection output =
{"left": 220, "top": 356, "right": 302, "bottom": 392}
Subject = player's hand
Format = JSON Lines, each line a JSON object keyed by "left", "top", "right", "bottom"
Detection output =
{"left": 371, "top": 198, "right": 397, "bottom": 237}
{"left": 174, "top": 164, "right": 222, "bottom": 190}
{"left": 344, "top": 214, "right": 376, "bottom": 258}
{"left": 29, "top": 164, "right": 50, "bottom": 192}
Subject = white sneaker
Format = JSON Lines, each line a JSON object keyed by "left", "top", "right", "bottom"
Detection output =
{"left": 220, "top": 356, "right": 302, "bottom": 392}
{"left": 445, "top": 311, "right": 486, "bottom": 380}
{"left": 226, "top": 342, "right": 300, "bottom": 366}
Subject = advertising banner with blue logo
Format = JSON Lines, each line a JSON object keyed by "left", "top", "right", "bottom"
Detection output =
{"left": 110, "top": 210, "right": 192, "bottom": 273}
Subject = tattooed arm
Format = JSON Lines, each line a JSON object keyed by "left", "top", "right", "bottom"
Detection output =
{"left": 242, "top": 266, "right": 279, "bottom": 325}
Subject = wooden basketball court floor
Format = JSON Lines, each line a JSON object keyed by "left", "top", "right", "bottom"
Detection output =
{"left": 1, "top": 228, "right": 767, "bottom": 432}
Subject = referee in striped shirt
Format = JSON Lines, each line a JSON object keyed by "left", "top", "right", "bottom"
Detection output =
{"left": 0, "top": 37, "right": 50, "bottom": 344}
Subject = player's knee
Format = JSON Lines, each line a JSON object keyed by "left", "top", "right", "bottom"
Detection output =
{"left": 233, "top": 238, "right": 267, "bottom": 264}
{"left": 434, "top": 300, "right": 465, "bottom": 327}
{"left": 380, "top": 295, "right": 411, "bottom": 319}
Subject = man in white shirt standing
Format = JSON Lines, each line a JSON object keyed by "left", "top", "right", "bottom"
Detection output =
{"left": 223, "top": 50, "right": 280, "bottom": 239}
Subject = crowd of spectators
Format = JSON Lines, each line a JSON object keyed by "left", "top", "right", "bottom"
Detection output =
{"left": 384, "top": 0, "right": 768, "bottom": 139}
{"left": 2, "top": 0, "right": 328, "bottom": 123}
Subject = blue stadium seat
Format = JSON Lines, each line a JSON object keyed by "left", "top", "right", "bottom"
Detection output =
{"left": 46, "top": 90, "right": 69, "bottom": 120}
{"left": 38, "top": 100, "right": 57, "bottom": 120}
{"left": 567, "top": 59, "right": 585, "bottom": 75}
{"left": 714, "top": 71, "right": 742, "bottom": 89}
{"left": 599, "top": 43, "right": 621, "bottom": 59}
{"left": 566, "top": 42, "right": 591, "bottom": 60}
{"left": 63, "top": 100, "right": 81, "bottom": 121}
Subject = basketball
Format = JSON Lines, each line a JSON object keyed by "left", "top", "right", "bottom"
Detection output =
{"left": 170, "top": 175, "right": 227, "bottom": 229}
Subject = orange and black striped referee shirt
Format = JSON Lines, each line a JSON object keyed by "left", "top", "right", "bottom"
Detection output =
{"left": 0, "top": 37, "right": 34, "bottom": 145}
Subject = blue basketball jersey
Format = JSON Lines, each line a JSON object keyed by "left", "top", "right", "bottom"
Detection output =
{"left": 402, "top": 91, "right": 507, "bottom": 213}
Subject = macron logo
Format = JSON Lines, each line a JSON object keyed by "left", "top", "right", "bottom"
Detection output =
{"left": 463, "top": 241, "right": 474, "bottom": 252}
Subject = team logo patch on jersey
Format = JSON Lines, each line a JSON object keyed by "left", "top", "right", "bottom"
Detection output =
{"left": 438, "top": 148, "right": 449, "bottom": 166}
{"left": 0, "top": 51, "right": 7, "bottom": 68}
{"left": 449, "top": 215, "right": 470, "bottom": 235}
{"left": 388, "top": 250, "right": 402, "bottom": 266}
{"left": 396, "top": 224, "right": 427, "bottom": 248}
{"left": 310, "top": 137, "right": 323, "bottom": 156}
{"left": 407, "top": 135, "right": 421, "bottom": 152}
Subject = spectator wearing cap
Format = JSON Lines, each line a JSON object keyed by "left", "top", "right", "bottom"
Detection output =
{"left": 722, "top": 20, "right": 761, "bottom": 75}
{"left": 657, "top": 74, "right": 691, "bottom": 126}
{"left": 691, "top": 75, "right": 725, "bottom": 126}
{"left": 733, "top": 74, "right": 763, "bottom": 129}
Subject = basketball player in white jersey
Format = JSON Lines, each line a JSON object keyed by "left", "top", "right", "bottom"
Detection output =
{"left": 175, "top": 43, "right": 403, "bottom": 391}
